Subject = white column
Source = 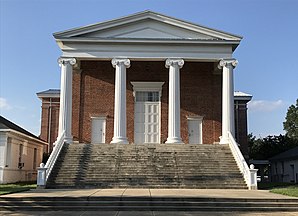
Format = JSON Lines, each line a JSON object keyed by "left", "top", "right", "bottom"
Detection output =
{"left": 218, "top": 59, "right": 237, "bottom": 144}
{"left": 58, "top": 57, "right": 76, "bottom": 143}
{"left": 111, "top": 58, "right": 130, "bottom": 144}
{"left": 165, "top": 58, "right": 184, "bottom": 144}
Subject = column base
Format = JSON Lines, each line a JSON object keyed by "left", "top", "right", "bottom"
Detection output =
{"left": 219, "top": 136, "right": 230, "bottom": 144}
{"left": 64, "top": 136, "right": 73, "bottom": 144}
{"left": 111, "top": 137, "right": 129, "bottom": 144}
{"left": 165, "top": 137, "right": 184, "bottom": 144}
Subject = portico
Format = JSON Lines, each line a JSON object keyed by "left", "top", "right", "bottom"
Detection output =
{"left": 54, "top": 11, "right": 242, "bottom": 145}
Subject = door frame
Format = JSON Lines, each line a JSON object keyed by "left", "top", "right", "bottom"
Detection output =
{"left": 91, "top": 116, "right": 106, "bottom": 144}
{"left": 131, "top": 82, "right": 164, "bottom": 144}
{"left": 187, "top": 116, "right": 204, "bottom": 144}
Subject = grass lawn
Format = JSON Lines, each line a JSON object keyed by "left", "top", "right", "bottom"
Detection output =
{"left": 258, "top": 182, "right": 298, "bottom": 197}
{"left": 258, "top": 182, "right": 295, "bottom": 190}
{"left": 0, "top": 183, "right": 36, "bottom": 195}
{"left": 270, "top": 185, "right": 298, "bottom": 197}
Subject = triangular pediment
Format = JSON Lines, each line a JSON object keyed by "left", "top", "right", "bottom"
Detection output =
{"left": 54, "top": 11, "right": 242, "bottom": 41}
{"left": 115, "top": 27, "right": 181, "bottom": 39}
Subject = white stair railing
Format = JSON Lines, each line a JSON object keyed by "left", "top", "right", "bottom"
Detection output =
{"left": 37, "top": 131, "right": 65, "bottom": 188}
{"left": 227, "top": 131, "right": 258, "bottom": 190}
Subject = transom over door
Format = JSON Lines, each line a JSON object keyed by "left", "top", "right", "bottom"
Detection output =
{"left": 134, "top": 91, "right": 160, "bottom": 144}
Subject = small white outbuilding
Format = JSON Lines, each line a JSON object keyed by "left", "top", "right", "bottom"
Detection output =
{"left": 0, "top": 115, "right": 47, "bottom": 184}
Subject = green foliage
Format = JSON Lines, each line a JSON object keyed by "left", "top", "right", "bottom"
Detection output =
{"left": 249, "top": 134, "right": 298, "bottom": 160}
{"left": 283, "top": 99, "right": 298, "bottom": 139}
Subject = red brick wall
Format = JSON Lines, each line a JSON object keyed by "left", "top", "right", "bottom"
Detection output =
{"left": 39, "top": 60, "right": 250, "bottom": 155}
{"left": 72, "top": 60, "right": 222, "bottom": 144}
{"left": 235, "top": 101, "right": 249, "bottom": 160}
{"left": 39, "top": 98, "right": 60, "bottom": 152}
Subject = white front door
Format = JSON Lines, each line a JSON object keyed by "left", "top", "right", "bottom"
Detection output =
{"left": 187, "top": 116, "right": 203, "bottom": 144}
{"left": 134, "top": 91, "right": 160, "bottom": 143}
{"left": 91, "top": 117, "right": 106, "bottom": 143}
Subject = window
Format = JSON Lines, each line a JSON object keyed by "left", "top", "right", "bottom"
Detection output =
{"left": 136, "top": 91, "right": 159, "bottom": 102}
{"left": 18, "top": 144, "right": 24, "bottom": 169}
{"left": 33, "top": 148, "right": 37, "bottom": 170}
{"left": 5, "top": 137, "right": 12, "bottom": 167}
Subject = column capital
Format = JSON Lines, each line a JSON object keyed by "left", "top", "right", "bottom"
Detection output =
{"left": 58, "top": 57, "right": 77, "bottom": 66}
{"left": 112, "top": 58, "right": 130, "bottom": 68}
{"left": 165, "top": 58, "right": 184, "bottom": 69}
{"left": 218, "top": 58, "right": 238, "bottom": 69}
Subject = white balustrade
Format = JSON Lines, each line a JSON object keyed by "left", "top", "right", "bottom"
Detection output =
{"left": 228, "top": 131, "right": 258, "bottom": 190}
{"left": 37, "top": 131, "right": 65, "bottom": 187}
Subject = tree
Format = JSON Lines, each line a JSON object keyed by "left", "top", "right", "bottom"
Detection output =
{"left": 249, "top": 134, "right": 298, "bottom": 160}
{"left": 283, "top": 99, "right": 298, "bottom": 139}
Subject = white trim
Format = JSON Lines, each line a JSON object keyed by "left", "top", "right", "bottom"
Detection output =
{"left": 131, "top": 82, "right": 164, "bottom": 144}
{"left": 54, "top": 11, "right": 242, "bottom": 40}
{"left": 59, "top": 41, "right": 233, "bottom": 60}
{"left": 187, "top": 116, "right": 204, "bottom": 121}
{"left": 131, "top": 82, "right": 164, "bottom": 93}
{"left": 0, "top": 129, "right": 48, "bottom": 146}
{"left": 37, "top": 94, "right": 60, "bottom": 99}
{"left": 91, "top": 116, "right": 107, "bottom": 120}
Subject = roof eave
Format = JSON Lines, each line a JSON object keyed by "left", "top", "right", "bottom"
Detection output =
{"left": 55, "top": 37, "right": 241, "bottom": 46}
{"left": 0, "top": 129, "right": 48, "bottom": 145}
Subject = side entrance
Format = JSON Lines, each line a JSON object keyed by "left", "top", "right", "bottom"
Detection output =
{"left": 91, "top": 116, "right": 106, "bottom": 144}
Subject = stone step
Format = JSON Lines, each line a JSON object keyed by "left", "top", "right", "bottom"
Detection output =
{"left": 46, "top": 143, "right": 246, "bottom": 189}
{"left": 2, "top": 195, "right": 298, "bottom": 212}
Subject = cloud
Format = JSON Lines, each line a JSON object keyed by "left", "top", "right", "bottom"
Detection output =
{"left": 248, "top": 100, "right": 285, "bottom": 112}
{"left": 0, "top": 97, "right": 12, "bottom": 110}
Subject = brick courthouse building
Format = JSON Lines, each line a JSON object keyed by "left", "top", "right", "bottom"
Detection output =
{"left": 44, "top": 11, "right": 251, "bottom": 144}
{"left": 38, "top": 10, "right": 253, "bottom": 155}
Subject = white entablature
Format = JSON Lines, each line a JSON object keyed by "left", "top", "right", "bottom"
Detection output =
{"left": 54, "top": 10, "right": 242, "bottom": 60}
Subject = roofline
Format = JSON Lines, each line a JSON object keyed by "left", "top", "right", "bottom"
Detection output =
{"left": 270, "top": 155, "right": 298, "bottom": 161}
{"left": 53, "top": 10, "right": 243, "bottom": 41}
{"left": 36, "top": 93, "right": 60, "bottom": 99}
{"left": 234, "top": 96, "right": 253, "bottom": 101}
{"left": 0, "top": 115, "right": 42, "bottom": 141}
{"left": 36, "top": 89, "right": 60, "bottom": 99}
{"left": 0, "top": 129, "right": 48, "bottom": 145}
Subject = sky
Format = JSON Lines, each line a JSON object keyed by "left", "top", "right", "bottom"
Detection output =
{"left": 0, "top": 0, "right": 297, "bottom": 138}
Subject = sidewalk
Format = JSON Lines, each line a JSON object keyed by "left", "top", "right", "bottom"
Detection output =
{"left": 2, "top": 188, "right": 298, "bottom": 199}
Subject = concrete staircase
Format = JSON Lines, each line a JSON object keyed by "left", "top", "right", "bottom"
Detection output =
{"left": 46, "top": 144, "right": 248, "bottom": 189}
{"left": 2, "top": 195, "right": 298, "bottom": 212}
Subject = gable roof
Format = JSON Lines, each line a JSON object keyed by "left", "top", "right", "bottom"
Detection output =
{"left": 55, "top": 10, "right": 242, "bottom": 40}
{"left": 54, "top": 10, "right": 242, "bottom": 52}
{"left": 0, "top": 115, "right": 40, "bottom": 140}
{"left": 269, "top": 146, "right": 298, "bottom": 161}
